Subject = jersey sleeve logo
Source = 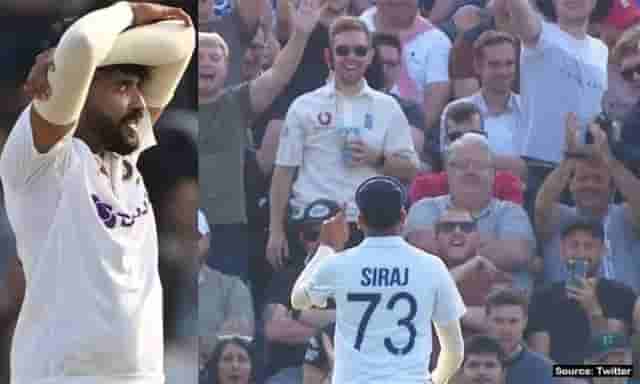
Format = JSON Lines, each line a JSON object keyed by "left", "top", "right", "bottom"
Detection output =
{"left": 92, "top": 194, "right": 150, "bottom": 229}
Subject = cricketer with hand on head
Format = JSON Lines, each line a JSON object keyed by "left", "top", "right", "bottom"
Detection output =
{"left": 0, "top": 2, "right": 195, "bottom": 383}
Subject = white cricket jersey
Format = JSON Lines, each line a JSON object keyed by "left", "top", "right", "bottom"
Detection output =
{"left": 0, "top": 104, "right": 163, "bottom": 384}
{"left": 305, "top": 237, "right": 466, "bottom": 384}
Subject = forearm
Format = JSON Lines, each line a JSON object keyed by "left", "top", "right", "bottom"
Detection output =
{"left": 381, "top": 153, "right": 418, "bottom": 183}
{"left": 299, "top": 309, "right": 336, "bottom": 329}
{"left": 291, "top": 246, "right": 335, "bottom": 310}
{"left": 480, "top": 237, "right": 530, "bottom": 271}
{"left": 35, "top": 1, "right": 134, "bottom": 125}
{"left": 534, "top": 159, "right": 573, "bottom": 236}
{"left": 424, "top": 86, "right": 450, "bottom": 132}
{"left": 269, "top": 167, "right": 295, "bottom": 233}
{"left": 269, "top": 29, "right": 309, "bottom": 82}
{"left": 432, "top": 321, "right": 464, "bottom": 384}
{"left": 251, "top": 30, "right": 309, "bottom": 114}
{"left": 609, "top": 158, "right": 640, "bottom": 227}
{"left": 503, "top": 0, "right": 541, "bottom": 44}
{"left": 265, "top": 319, "right": 317, "bottom": 344}
{"left": 461, "top": 306, "right": 488, "bottom": 333}
{"left": 101, "top": 20, "right": 195, "bottom": 109}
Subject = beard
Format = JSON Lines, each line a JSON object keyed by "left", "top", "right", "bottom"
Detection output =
{"left": 95, "top": 109, "right": 143, "bottom": 156}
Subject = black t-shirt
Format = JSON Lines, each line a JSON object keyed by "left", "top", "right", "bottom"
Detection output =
{"left": 267, "top": 23, "right": 331, "bottom": 121}
{"left": 525, "top": 279, "right": 636, "bottom": 364}
{"left": 303, "top": 323, "right": 336, "bottom": 372}
{"left": 264, "top": 265, "right": 307, "bottom": 376}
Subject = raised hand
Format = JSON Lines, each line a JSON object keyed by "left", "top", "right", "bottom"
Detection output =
{"left": 290, "top": 0, "right": 328, "bottom": 36}
{"left": 318, "top": 208, "right": 350, "bottom": 252}
{"left": 129, "top": 2, "right": 192, "bottom": 27}
{"left": 24, "top": 48, "right": 55, "bottom": 101}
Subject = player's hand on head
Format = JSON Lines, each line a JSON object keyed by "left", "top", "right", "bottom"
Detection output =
{"left": 129, "top": 2, "right": 192, "bottom": 27}
{"left": 24, "top": 48, "right": 55, "bottom": 101}
{"left": 319, "top": 208, "right": 350, "bottom": 251}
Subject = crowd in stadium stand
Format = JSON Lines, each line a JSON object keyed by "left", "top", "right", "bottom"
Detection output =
{"left": 201, "top": 0, "right": 640, "bottom": 383}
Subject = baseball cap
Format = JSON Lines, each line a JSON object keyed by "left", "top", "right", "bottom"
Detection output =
{"left": 355, "top": 176, "right": 406, "bottom": 229}
{"left": 588, "top": 332, "right": 630, "bottom": 361}
{"left": 603, "top": 0, "right": 640, "bottom": 30}
{"left": 301, "top": 199, "right": 342, "bottom": 225}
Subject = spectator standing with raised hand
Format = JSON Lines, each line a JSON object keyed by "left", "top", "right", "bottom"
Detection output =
{"left": 360, "top": 0, "right": 452, "bottom": 133}
{"left": 0, "top": 2, "right": 195, "bottom": 383}
{"left": 199, "top": 0, "right": 327, "bottom": 281}
{"left": 535, "top": 113, "right": 640, "bottom": 293}
{"left": 492, "top": 0, "right": 609, "bottom": 216}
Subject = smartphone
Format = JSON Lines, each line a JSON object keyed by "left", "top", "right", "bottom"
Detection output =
{"left": 567, "top": 258, "right": 588, "bottom": 289}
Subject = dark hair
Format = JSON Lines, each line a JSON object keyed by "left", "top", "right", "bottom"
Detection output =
{"left": 464, "top": 335, "right": 506, "bottom": 366}
{"left": 207, "top": 338, "right": 256, "bottom": 384}
{"left": 561, "top": 218, "right": 605, "bottom": 242}
{"left": 372, "top": 32, "right": 402, "bottom": 54}
{"left": 485, "top": 286, "right": 529, "bottom": 316}
{"left": 473, "top": 30, "right": 517, "bottom": 61}
{"left": 365, "top": 45, "right": 386, "bottom": 91}
{"left": 443, "top": 102, "right": 484, "bottom": 133}
{"left": 535, "top": 0, "right": 612, "bottom": 23}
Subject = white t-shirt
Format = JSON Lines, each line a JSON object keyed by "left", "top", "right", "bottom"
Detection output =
{"left": 0, "top": 104, "right": 163, "bottom": 384}
{"left": 360, "top": 7, "right": 451, "bottom": 106}
{"left": 441, "top": 92, "right": 522, "bottom": 155}
{"left": 519, "top": 20, "right": 608, "bottom": 163}
{"left": 276, "top": 80, "right": 418, "bottom": 222}
{"left": 305, "top": 238, "right": 466, "bottom": 384}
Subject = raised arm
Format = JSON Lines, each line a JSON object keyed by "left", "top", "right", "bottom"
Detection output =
{"left": 100, "top": 18, "right": 196, "bottom": 124}
{"left": 29, "top": 2, "right": 193, "bottom": 153}
{"left": 249, "top": 0, "right": 326, "bottom": 115}
{"left": 535, "top": 114, "right": 578, "bottom": 239}
{"left": 30, "top": 2, "right": 135, "bottom": 153}
{"left": 491, "top": 0, "right": 541, "bottom": 47}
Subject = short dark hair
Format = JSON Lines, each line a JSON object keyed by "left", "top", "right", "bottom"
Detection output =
{"left": 464, "top": 335, "right": 506, "bottom": 366}
{"left": 473, "top": 30, "right": 517, "bottom": 62}
{"left": 485, "top": 286, "right": 529, "bottom": 316}
{"left": 372, "top": 32, "right": 402, "bottom": 54}
{"left": 561, "top": 218, "right": 605, "bottom": 242}
{"left": 443, "top": 102, "right": 484, "bottom": 133}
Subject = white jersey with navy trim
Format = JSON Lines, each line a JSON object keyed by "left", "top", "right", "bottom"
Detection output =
{"left": 0, "top": 104, "right": 163, "bottom": 384}
{"left": 305, "top": 236, "right": 466, "bottom": 384}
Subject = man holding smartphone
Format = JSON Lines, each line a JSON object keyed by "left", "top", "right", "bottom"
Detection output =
{"left": 525, "top": 219, "right": 640, "bottom": 364}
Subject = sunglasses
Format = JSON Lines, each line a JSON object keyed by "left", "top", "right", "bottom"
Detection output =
{"left": 621, "top": 64, "right": 640, "bottom": 82}
{"left": 436, "top": 221, "right": 476, "bottom": 234}
{"left": 217, "top": 334, "right": 254, "bottom": 343}
{"left": 447, "top": 130, "right": 487, "bottom": 143}
{"left": 335, "top": 45, "right": 369, "bottom": 58}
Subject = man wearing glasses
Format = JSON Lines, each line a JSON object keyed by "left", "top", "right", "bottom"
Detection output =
{"left": 409, "top": 102, "right": 524, "bottom": 205}
{"left": 268, "top": 16, "right": 418, "bottom": 270}
{"left": 406, "top": 133, "right": 535, "bottom": 292}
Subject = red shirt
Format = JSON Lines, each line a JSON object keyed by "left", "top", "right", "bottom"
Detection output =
{"left": 409, "top": 171, "right": 524, "bottom": 206}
